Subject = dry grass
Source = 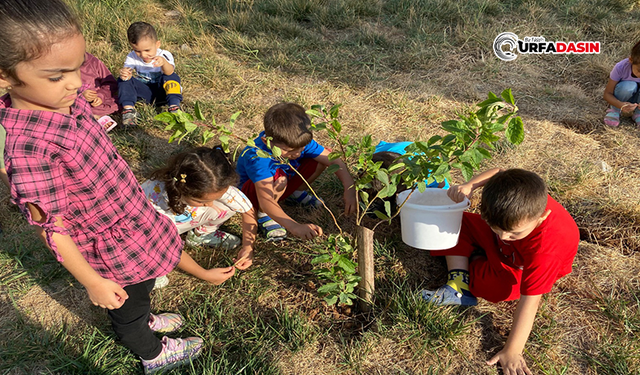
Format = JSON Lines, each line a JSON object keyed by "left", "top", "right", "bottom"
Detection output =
{"left": 2, "top": 0, "right": 640, "bottom": 374}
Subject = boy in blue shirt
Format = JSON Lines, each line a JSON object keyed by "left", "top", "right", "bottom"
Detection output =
{"left": 237, "top": 103, "right": 357, "bottom": 240}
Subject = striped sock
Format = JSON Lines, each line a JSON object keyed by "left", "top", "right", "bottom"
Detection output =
{"left": 445, "top": 269, "right": 471, "bottom": 295}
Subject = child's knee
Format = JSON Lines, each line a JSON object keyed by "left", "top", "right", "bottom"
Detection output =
{"left": 614, "top": 80, "right": 638, "bottom": 101}
{"left": 163, "top": 79, "right": 182, "bottom": 96}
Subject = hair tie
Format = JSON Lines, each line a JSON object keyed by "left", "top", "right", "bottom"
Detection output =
{"left": 180, "top": 174, "right": 187, "bottom": 183}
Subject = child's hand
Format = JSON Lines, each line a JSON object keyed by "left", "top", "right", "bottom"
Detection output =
{"left": 291, "top": 223, "right": 323, "bottom": 240}
{"left": 447, "top": 183, "right": 473, "bottom": 203}
{"left": 234, "top": 246, "right": 254, "bottom": 270}
{"left": 150, "top": 56, "right": 167, "bottom": 68}
{"left": 620, "top": 102, "right": 638, "bottom": 113}
{"left": 86, "top": 278, "right": 129, "bottom": 310}
{"left": 119, "top": 67, "right": 133, "bottom": 81}
{"left": 202, "top": 266, "right": 236, "bottom": 285}
{"left": 486, "top": 349, "right": 532, "bottom": 375}
{"left": 343, "top": 187, "right": 357, "bottom": 216}
{"left": 90, "top": 97, "right": 103, "bottom": 107}
{"left": 82, "top": 89, "right": 98, "bottom": 102}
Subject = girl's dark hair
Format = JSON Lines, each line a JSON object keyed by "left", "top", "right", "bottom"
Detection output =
{"left": 0, "top": 0, "right": 81, "bottom": 84}
{"left": 480, "top": 169, "right": 548, "bottom": 231}
{"left": 127, "top": 22, "right": 157, "bottom": 45}
{"left": 150, "top": 146, "right": 238, "bottom": 214}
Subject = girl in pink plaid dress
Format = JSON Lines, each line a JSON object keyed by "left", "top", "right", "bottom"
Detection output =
{"left": 0, "top": 0, "right": 203, "bottom": 372}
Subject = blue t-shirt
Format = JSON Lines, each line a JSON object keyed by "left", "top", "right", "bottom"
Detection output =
{"left": 375, "top": 141, "right": 449, "bottom": 189}
{"left": 237, "top": 131, "right": 325, "bottom": 186}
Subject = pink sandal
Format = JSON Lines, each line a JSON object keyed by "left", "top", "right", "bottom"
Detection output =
{"left": 97, "top": 115, "right": 118, "bottom": 132}
{"left": 604, "top": 107, "right": 620, "bottom": 127}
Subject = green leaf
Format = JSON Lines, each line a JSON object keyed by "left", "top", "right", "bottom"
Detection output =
{"left": 246, "top": 139, "right": 256, "bottom": 148}
{"left": 219, "top": 135, "right": 230, "bottom": 145}
{"left": 326, "top": 164, "right": 341, "bottom": 175}
{"left": 359, "top": 190, "right": 369, "bottom": 204}
{"left": 374, "top": 210, "right": 390, "bottom": 220}
{"left": 384, "top": 200, "right": 391, "bottom": 217}
{"left": 324, "top": 295, "right": 338, "bottom": 305}
{"left": 339, "top": 292, "right": 354, "bottom": 305}
{"left": 460, "top": 162, "right": 474, "bottom": 181}
{"left": 477, "top": 147, "right": 492, "bottom": 159}
{"left": 329, "top": 104, "right": 342, "bottom": 118}
{"left": 256, "top": 149, "right": 271, "bottom": 159}
{"left": 501, "top": 88, "right": 515, "bottom": 105}
{"left": 311, "top": 122, "right": 327, "bottom": 131}
{"left": 506, "top": 116, "right": 525, "bottom": 145}
{"left": 318, "top": 283, "right": 339, "bottom": 294}
{"left": 477, "top": 96, "right": 504, "bottom": 108}
{"left": 229, "top": 111, "right": 241, "bottom": 127}
{"left": 271, "top": 146, "right": 282, "bottom": 158}
{"left": 184, "top": 121, "right": 198, "bottom": 132}
{"left": 337, "top": 257, "right": 356, "bottom": 274}
{"left": 376, "top": 170, "right": 389, "bottom": 185}
{"left": 416, "top": 181, "right": 427, "bottom": 193}
{"left": 427, "top": 135, "right": 442, "bottom": 145}
{"left": 154, "top": 112, "right": 175, "bottom": 123}
{"left": 331, "top": 119, "right": 342, "bottom": 133}
{"left": 328, "top": 151, "right": 342, "bottom": 161}
{"left": 194, "top": 102, "right": 205, "bottom": 121}
{"left": 306, "top": 109, "right": 323, "bottom": 118}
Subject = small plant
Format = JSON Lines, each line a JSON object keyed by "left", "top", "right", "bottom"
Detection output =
{"left": 311, "top": 234, "right": 361, "bottom": 306}
{"left": 154, "top": 105, "right": 242, "bottom": 147}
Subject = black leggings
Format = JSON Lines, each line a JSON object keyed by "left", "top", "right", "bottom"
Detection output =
{"left": 107, "top": 279, "right": 162, "bottom": 360}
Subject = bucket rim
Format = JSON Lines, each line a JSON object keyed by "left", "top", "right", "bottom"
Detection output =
{"left": 397, "top": 188, "right": 470, "bottom": 211}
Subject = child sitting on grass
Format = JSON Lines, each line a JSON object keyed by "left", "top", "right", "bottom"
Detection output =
{"left": 118, "top": 21, "right": 182, "bottom": 127}
{"left": 603, "top": 40, "right": 640, "bottom": 127}
{"left": 236, "top": 102, "right": 357, "bottom": 241}
{"left": 142, "top": 146, "right": 257, "bottom": 285}
{"left": 422, "top": 168, "right": 579, "bottom": 374}
{"left": 80, "top": 52, "right": 118, "bottom": 132}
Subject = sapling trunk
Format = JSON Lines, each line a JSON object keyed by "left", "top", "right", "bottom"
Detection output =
{"left": 356, "top": 224, "right": 375, "bottom": 312}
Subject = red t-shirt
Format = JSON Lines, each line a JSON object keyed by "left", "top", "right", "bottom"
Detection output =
{"left": 495, "top": 196, "right": 579, "bottom": 295}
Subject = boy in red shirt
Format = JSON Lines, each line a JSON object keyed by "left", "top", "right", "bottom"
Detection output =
{"left": 423, "top": 168, "right": 579, "bottom": 375}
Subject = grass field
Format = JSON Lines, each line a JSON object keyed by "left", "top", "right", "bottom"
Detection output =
{"left": 1, "top": 0, "right": 640, "bottom": 374}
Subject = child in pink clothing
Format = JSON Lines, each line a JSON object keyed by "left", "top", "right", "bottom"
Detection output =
{"left": 80, "top": 52, "right": 119, "bottom": 131}
{"left": 0, "top": 0, "right": 203, "bottom": 372}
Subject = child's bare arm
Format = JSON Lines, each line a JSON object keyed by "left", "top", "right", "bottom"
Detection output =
{"left": 176, "top": 251, "right": 235, "bottom": 285}
{"left": 255, "top": 178, "right": 323, "bottom": 239}
{"left": 0, "top": 168, "right": 8, "bottom": 188}
{"left": 235, "top": 208, "right": 257, "bottom": 270}
{"left": 448, "top": 168, "right": 503, "bottom": 203}
{"left": 27, "top": 203, "right": 129, "bottom": 309}
{"left": 486, "top": 294, "right": 542, "bottom": 375}
{"left": 314, "top": 150, "right": 357, "bottom": 215}
{"left": 603, "top": 78, "right": 637, "bottom": 112}
{"left": 151, "top": 55, "right": 175, "bottom": 76}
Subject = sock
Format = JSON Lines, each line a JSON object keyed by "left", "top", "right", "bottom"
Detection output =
{"left": 257, "top": 211, "right": 268, "bottom": 219}
{"left": 290, "top": 190, "right": 304, "bottom": 199}
{"left": 445, "top": 269, "right": 471, "bottom": 295}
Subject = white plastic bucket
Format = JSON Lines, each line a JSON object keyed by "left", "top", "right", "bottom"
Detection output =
{"left": 397, "top": 188, "right": 470, "bottom": 250}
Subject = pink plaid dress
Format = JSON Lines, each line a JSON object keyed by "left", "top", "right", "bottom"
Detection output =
{"left": 0, "top": 94, "right": 182, "bottom": 287}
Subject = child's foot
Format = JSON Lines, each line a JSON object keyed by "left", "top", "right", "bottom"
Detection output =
{"left": 97, "top": 115, "right": 118, "bottom": 132}
{"left": 141, "top": 336, "right": 203, "bottom": 375}
{"left": 152, "top": 275, "right": 169, "bottom": 290}
{"left": 168, "top": 105, "right": 180, "bottom": 113}
{"left": 122, "top": 108, "right": 138, "bottom": 127}
{"left": 257, "top": 214, "right": 287, "bottom": 241}
{"left": 604, "top": 107, "right": 620, "bottom": 127}
{"left": 186, "top": 230, "right": 241, "bottom": 250}
{"left": 148, "top": 312, "right": 183, "bottom": 333}
{"left": 285, "top": 190, "right": 324, "bottom": 208}
{"left": 632, "top": 109, "right": 640, "bottom": 128}
{"left": 421, "top": 284, "right": 478, "bottom": 306}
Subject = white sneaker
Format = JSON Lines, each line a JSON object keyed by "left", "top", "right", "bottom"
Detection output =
{"left": 152, "top": 275, "right": 169, "bottom": 290}
{"left": 186, "top": 230, "right": 241, "bottom": 250}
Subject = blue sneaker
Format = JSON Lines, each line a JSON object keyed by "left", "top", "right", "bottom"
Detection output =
{"left": 257, "top": 215, "right": 286, "bottom": 241}
{"left": 421, "top": 284, "right": 478, "bottom": 306}
{"left": 285, "top": 191, "right": 324, "bottom": 208}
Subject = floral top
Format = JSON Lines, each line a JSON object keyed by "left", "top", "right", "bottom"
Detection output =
{"left": 141, "top": 181, "right": 253, "bottom": 225}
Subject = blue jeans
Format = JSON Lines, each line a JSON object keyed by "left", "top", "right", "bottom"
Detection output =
{"left": 118, "top": 72, "right": 182, "bottom": 108}
{"left": 613, "top": 80, "right": 640, "bottom": 107}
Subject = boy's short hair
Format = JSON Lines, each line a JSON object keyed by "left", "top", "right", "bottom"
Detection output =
{"left": 127, "top": 21, "right": 157, "bottom": 45}
{"left": 631, "top": 40, "right": 640, "bottom": 65}
{"left": 480, "top": 169, "right": 548, "bottom": 231}
{"left": 263, "top": 103, "right": 313, "bottom": 149}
